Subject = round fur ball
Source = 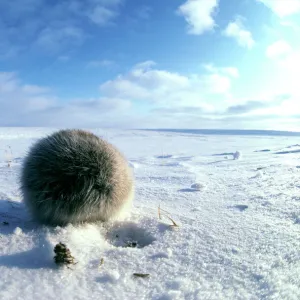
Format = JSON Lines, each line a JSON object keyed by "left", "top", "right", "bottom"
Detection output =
{"left": 21, "top": 129, "right": 134, "bottom": 226}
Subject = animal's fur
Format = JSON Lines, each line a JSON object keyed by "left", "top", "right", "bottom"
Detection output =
{"left": 20, "top": 129, "right": 134, "bottom": 226}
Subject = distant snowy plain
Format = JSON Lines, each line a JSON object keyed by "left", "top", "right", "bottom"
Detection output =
{"left": 0, "top": 128, "right": 300, "bottom": 300}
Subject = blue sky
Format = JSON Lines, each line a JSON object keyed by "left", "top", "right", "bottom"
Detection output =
{"left": 1, "top": 0, "right": 300, "bottom": 130}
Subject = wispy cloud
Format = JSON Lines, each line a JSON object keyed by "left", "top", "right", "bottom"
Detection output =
{"left": 0, "top": 72, "right": 55, "bottom": 125}
{"left": 226, "top": 101, "right": 271, "bottom": 114}
{"left": 266, "top": 40, "right": 292, "bottom": 59}
{"left": 87, "top": 6, "right": 118, "bottom": 26}
{"left": 35, "top": 26, "right": 85, "bottom": 52}
{"left": 22, "top": 84, "right": 50, "bottom": 94}
{"left": 223, "top": 17, "right": 255, "bottom": 49}
{"left": 265, "top": 41, "right": 300, "bottom": 100}
{"left": 0, "top": 62, "right": 239, "bottom": 127}
{"left": 0, "top": 71, "right": 131, "bottom": 127}
{"left": 99, "top": 61, "right": 237, "bottom": 110}
{"left": 87, "top": 59, "right": 116, "bottom": 68}
{"left": 1, "top": 64, "right": 300, "bottom": 129}
{"left": 257, "top": 0, "right": 300, "bottom": 17}
{"left": 177, "top": 0, "right": 219, "bottom": 35}
{"left": 0, "top": 0, "right": 124, "bottom": 57}
{"left": 280, "top": 20, "right": 300, "bottom": 32}
{"left": 203, "top": 64, "right": 239, "bottom": 78}
{"left": 135, "top": 6, "right": 152, "bottom": 20}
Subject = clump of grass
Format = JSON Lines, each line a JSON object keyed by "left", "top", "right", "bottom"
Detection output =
{"left": 158, "top": 205, "right": 179, "bottom": 227}
{"left": 54, "top": 242, "right": 77, "bottom": 268}
{"left": 4, "top": 145, "right": 12, "bottom": 168}
{"left": 98, "top": 258, "right": 104, "bottom": 269}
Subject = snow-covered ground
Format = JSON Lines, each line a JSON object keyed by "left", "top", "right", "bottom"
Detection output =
{"left": 1, "top": 128, "right": 300, "bottom": 300}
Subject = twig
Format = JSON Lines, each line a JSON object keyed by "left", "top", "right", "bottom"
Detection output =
{"left": 158, "top": 205, "right": 179, "bottom": 227}
{"left": 133, "top": 273, "right": 150, "bottom": 278}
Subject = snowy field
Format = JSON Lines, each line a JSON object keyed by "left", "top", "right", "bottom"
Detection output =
{"left": 1, "top": 128, "right": 300, "bottom": 300}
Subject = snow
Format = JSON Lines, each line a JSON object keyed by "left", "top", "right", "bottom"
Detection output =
{"left": 1, "top": 128, "right": 300, "bottom": 299}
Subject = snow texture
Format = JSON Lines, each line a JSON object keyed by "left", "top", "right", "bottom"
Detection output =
{"left": 0, "top": 128, "right": 300, "bottom": 299}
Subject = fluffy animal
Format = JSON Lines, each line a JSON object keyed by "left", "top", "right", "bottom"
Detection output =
{"left": 20, "top": 129, "right": 134, "bottom": 226}
{"left": 233, "top": 151, "right": 241, "bottom": 160}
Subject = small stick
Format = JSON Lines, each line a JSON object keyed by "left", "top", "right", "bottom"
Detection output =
{"left": 133, "top": 273, "right": 150, "bottom": 278}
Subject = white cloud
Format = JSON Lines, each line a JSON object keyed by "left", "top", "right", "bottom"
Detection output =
{"left": 266, "top": 40, "right": 292, "bottom": 59}
{"left": 0, "top": 72, "right": 19, "bottom": 92}
{"left": 263, "top": 41, "right": 300, "bottom": 100}
{"left": 203, "top": 64, "right": 239, "bottom": 78}
{"left": 277, "top": 50, "right": 300, "bottom": 96}
{"left": 0, "top": 72, "right": 56, "bottom": 127}
{"left": 0, "top": 72, "right": 131, "bottom": 127}
{"left": 72, "top": 97, "right": 131, "bottom": 111}
{"left": 0, "top": 0, "right": 123, "bottom": 57}
{"left": 22, "top": 84, "right": 50, "bottom": 94}
{"left": 2, "top": 63, "right": 300, "bottom": 129}
{"left": 81, "top": 0, "right": 122, "bottom": 26}
{"left": 0, "top": 61, "right": 240, "bottom": 126}
{"left": 177, "top": 0, "right": 219, "bottom": 35}
{"left": 202, "top": 73, "right": 231, "bottom": 94}
{"left": 280, "top": 20, "right": 300, "bottom": 32}
{"left": 223, "top": 67, "right": 239, "bottom": 78}
{"left": 100, "top": 61, "right": 236, "bottom": 110}
{"left": 280, "top": 50, "right": 300, "bottom": 73}
{"left": 247, "top": 44, "right": 300, "bottom": 121}
{"left": 87, "top": 5, "right": 117, "bottom": 26}
{"left": 258, "top": 0, "right": 300, "bottom": 17}
{"left": 223, "top": 17, "right": 255, "bottom": 49}
{"left": 36, "top": 26, "right": 85, "bottom": 52}
{"left": 133, "top": 60, "right": 156, "bottom": 71}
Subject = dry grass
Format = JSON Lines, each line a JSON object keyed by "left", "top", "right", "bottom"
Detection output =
{"left": 53, "top": 242, "right": 77, "bottom": 268}
{"left": 158, "top": 205, "right": 179, "bottom": 227}
{"left": 98, "top": 258, "right": 104, "bottom": 269}
{"left": 4, "top": 145, "right": 12, "bottom": 167}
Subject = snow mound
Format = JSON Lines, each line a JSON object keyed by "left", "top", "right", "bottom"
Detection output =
{"left": 190, "top": 182, "right": 206, "bottom": 191}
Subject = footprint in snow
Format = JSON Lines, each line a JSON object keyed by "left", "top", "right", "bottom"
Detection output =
{"left": 228, "top": 204, "right": 249, "bottom": 212}
{"left": 178, "top": 182, "right": 206, "bottom": 192}
{"left": 250, "top": 171, "right": 263, "bottom": 179}
{"left": 105, "top": 221, "right": 156, "bottom": 249}
{"left": 156, "top": 155, "right": 173, "bottom": 159}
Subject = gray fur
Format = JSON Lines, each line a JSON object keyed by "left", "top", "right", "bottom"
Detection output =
{"left": 20, "top": 129, "right": 134, "bottom": 226}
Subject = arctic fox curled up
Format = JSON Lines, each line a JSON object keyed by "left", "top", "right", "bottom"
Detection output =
{"left": 20, "top": 129, "right": 134, "bottom": 226}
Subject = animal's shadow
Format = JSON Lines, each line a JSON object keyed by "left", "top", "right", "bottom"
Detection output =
{"left": 0, "top": 198, "right": 55, "bottom": 269}
{"left": 0, "top": 198, "right": 34, "bottom": 235}
{"left": 178, "top": 188, "right": 199, "bottom": 193}
{"left": 0, "top": 242, "right": 55, "bottom": 269}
